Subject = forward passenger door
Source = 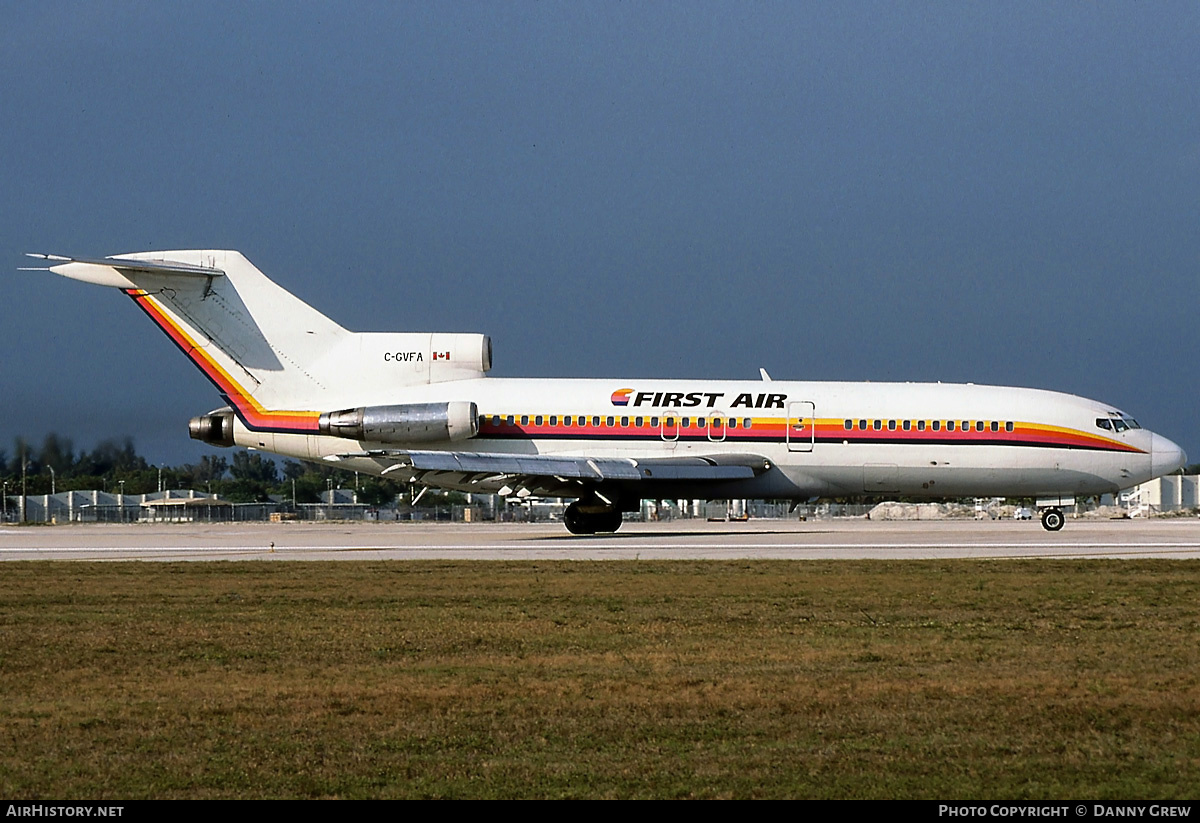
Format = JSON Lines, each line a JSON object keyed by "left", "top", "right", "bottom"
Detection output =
{"left": 786, "top": 401, "right": 815, "bottom": 452}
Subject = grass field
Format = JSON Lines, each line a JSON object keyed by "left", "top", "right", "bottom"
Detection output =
{"left": 1, "top": 560, "right": 1198, "bottom": 798}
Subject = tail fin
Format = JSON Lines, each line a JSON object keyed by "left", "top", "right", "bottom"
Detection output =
{"left": 32, "top": 250, "right": 345, "bottom": 432}
{"left": 29, "top": 251, "right": 492, "bottom": 435}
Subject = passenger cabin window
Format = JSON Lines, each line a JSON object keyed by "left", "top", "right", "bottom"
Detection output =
{"left": 549, "top": 415, "right": 557, "bottom": 426}
{"left": 1005, "top": 422, "right": 1014, "bottom": 432}
{"left": 743, "top": 418, "right": 752, "bottom": 429}
{"left": 593, "top": 416, "right": 601, "bottom": 427}
{"left": 859, "top": 420, "right": 867, "bottom": 430}
{"left": 845, "top": 419, "right": 853, "bottom": 430}
{"left": 975, "top": 421, "right": 984, "bottom": 432}
{"left": 729, "top": 418, "right": 737, "bottom": 429}
{"left": 635, "top": 417, "right": 644, "bottom": 427}
{"left": 873, "top": 420, "right": 882, "bottom": 431}
{"left": 651, "top": 417, "right": 660, "bottom": 427}
{"left": 932, "top": 420, "right": 940, "bottom": 431}
{"left": 621, "top": 416, "right": 629, "bottom": 427}
{"left": 521, "top": 415, "right": 529, "bottom": 426}
{"left": 990, "top": 421, "right": 999, "bottom": 432}
{"left": 536, "top": 415, "right": 544, "bottom": 426}
{"left": 902, "top": 420, "right": 911, "bottom": 431}
{"left": 888, "top": 420, "right": 896, "bottom": 431}
{"left": 606, "top": 416, "right": 614, "bottom": 427}
{"left": 947, "top": 421, "right": 955, "bottom": 431}
{"left": 507, "top": 415, "right": 515, "bottom": 426}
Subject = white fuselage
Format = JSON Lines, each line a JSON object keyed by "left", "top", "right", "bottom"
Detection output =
{"left": 233, "top": 377, "right": 1182, "bottom": 500}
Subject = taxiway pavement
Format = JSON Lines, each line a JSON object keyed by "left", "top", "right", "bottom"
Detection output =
{"left": 2, "top": 517, "right": 1199, "bottom": 561}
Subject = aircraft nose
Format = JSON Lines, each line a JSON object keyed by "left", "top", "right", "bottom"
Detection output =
{"left": 1151, "top": 433, "right": 1187, "bottom": 478}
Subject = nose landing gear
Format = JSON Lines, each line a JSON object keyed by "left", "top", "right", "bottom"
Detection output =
{"left": 1040, "top": 507, "right": 1065, "bottom": 532}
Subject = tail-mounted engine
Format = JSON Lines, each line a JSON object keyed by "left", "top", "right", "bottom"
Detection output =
{"left": 318, "top": 401, "right": 478, "bottom": 444}
{"left": 188, "top": 408, "right": 235, "bottom": 447}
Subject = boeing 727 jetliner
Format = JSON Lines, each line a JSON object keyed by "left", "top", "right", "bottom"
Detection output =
{"left": 25, "top": 250, "right": 1186, "bottom": 533}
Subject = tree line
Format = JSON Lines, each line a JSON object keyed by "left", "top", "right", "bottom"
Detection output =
{"left": 0, "top": 433, "right": 417, "bottom": 505}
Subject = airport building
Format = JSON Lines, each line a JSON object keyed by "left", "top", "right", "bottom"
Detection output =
{"left": 1, "top": 488, "right": 370, "bottom": 524}
{"left": 4, "top": 489, "right": 236, "bottom": 524}
{"left": 1124, "top": 475, "right": 1200, "bottom": 516}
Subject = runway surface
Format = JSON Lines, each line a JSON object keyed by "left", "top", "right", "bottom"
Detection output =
{"left": 2, "top": 517, "right": 1200, "bottom": 560}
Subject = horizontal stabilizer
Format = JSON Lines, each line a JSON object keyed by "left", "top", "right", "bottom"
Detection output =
{"left": 27, "top": 253, "right": 225, "bottom": 278}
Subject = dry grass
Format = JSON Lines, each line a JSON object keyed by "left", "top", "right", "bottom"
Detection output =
{"left": 1, "top": 560, "right": 1198, "bottom": 798}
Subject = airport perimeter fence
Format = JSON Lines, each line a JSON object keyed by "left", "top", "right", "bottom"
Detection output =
{"left": 6, "top": 501, "right": 281, "bottom": 524}
{"left": 0, "top": 497, "right": 481, "bottom": 525}
{"left": 1, "top": 494, "right": 883, "bottom": 525}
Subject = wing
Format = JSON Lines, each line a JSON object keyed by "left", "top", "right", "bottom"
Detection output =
{"left": 324, "top": 449, "right": 773, "bottom": 497}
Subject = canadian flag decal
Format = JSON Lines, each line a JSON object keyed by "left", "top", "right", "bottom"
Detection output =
{"left": 433, "top": 351, "right": 450, "bottom": 360}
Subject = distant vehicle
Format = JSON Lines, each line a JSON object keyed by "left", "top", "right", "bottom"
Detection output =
{"left": 1014, "top": 507, "right": 1034, "bottom": 521}
{"left": 26, "top": 250, "right": 1187, "bottom": 534}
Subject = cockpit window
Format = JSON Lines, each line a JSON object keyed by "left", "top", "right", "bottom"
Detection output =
{"left": 1101, "top": 413, "right": 1142, "bottom": 432}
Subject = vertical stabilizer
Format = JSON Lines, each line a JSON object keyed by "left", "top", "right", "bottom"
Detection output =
{"left": 43, "top": 250, "right": 348, "bottom": 433}
{"left": 33, "top": 249, "right": 495, "bottom": 434}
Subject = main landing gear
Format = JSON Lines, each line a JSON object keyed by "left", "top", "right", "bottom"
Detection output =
{"left": 564, "top": 498, "right": 623, "bottom": 535}
{"left": 1040, "top": 507, "right": 1065, "bottom": 532}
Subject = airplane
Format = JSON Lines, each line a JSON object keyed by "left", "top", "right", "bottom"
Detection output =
{"left": 24, "top": 250, "right": 1187, "bottom": 534}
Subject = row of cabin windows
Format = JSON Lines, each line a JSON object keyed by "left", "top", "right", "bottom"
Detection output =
{"left": 488, "top": 414, "right": 755, "bottom": 430}
{"left": 843, "top": 419, "right": 1015, "bottom": 433}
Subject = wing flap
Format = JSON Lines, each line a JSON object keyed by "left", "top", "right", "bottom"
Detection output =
{"left": 326, "top": 449, "right": 764, "bottom": 482}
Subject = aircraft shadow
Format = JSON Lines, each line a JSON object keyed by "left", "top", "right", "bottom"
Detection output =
{"left": 528, "top": 528, "right": 831, "bottom": 541}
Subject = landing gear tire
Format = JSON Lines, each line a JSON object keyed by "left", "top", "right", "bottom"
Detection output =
{"left": 564, "top": 504, "right": 595, "bottom": 535}
{"left": 564, "top": 502, "right": 623, "bottom": 535}
{"left": 1040, "top": 507, "right": 1065, "bottom": 532}
{"left": 598, "top": 508, "right": 623, "bottom": 533}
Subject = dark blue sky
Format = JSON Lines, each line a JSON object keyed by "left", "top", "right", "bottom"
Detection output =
{"left": 3, "top": 2, "right": 1198, "bottom": 465}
